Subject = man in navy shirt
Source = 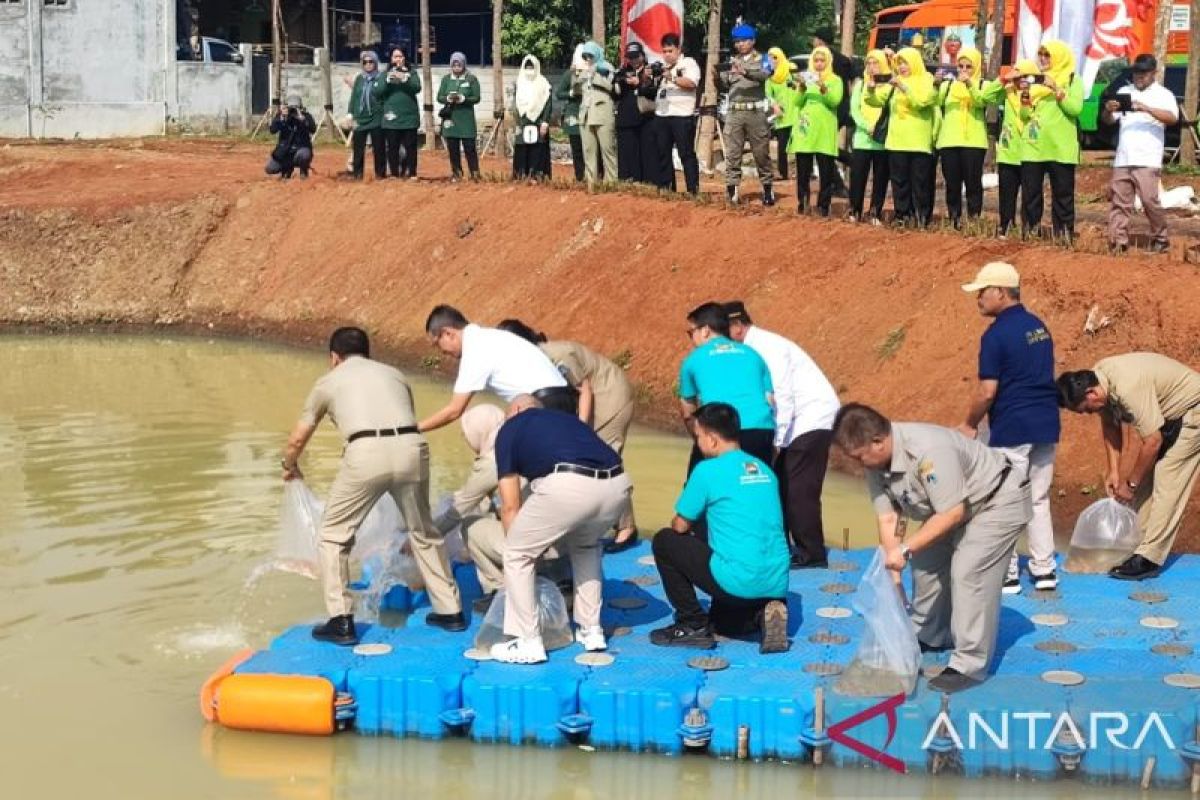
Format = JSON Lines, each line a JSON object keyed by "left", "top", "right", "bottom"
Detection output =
{"left": 959, "top": 263, "right": 1061, "bottom": 593}
{"left": 490, "top": 396, "right": 633, "bottom": 664}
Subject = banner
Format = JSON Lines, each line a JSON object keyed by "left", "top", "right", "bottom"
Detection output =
{"left": 620, "top": 0, "right": 684, "bottom": 64}
{"left": 1015, "top": 0, "right": 1158, "bottom": 92}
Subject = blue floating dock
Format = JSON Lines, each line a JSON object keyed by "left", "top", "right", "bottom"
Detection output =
{"left": 224, "top": 546, "right": 1200, "bottom": 790}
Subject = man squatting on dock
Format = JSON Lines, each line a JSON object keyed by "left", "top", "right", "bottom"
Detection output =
{"left": 281, "top": 277, "right": 1200, "bottom": 687}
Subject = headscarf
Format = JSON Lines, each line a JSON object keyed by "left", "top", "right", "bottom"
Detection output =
{"left": 893, "top": 47, "right": 932, "bottom": 116}
{"left": 1041, "top": 39, "right": 1075, "bottom": 88}
{"left": 515, "top": 54, "right": 551, "bottom": 120}
{"left": 1006, "top": 59, "right": 1042, "bottom": 132}
{"left": 858, "top": 49, "right": 889, "bottom": 128}
{"left": 358, "top": 51, "right": 380, "bottom": 114}
{"left": 767, "top": 47, "right": 790, "bottom": 84}
{"left": 360, "top": 51, "right": 380, "bottom": 76}
{"left": 570, "top": 43, "right": 588, "bottom": 71}
{"left": 946, "top": 46, "right": 982, "bottom": 136}
{"left": 580, "top": 41, "right": 612, "bottom": 75}
{"left": 809, "top": 46, "right": 836, "bottom": 82}
{"left": 450, "top": 51, "right": 467, "bottom": 66}
{"left": 460, "top": 405, "right": 506, "bottom": 457}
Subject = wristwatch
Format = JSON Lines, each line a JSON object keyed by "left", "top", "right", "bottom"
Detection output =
{"left": 900, "top": 544, "right": 913, "bottom": 562}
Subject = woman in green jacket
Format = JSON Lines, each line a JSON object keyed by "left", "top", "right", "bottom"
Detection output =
{"left": 1021, "top": 39, "right": 1083, "bottom": 241}
{"left": 438, "top": 52, "right": 482, "bottom": 181}
{"left": 377, "top": 47, "right": 422, "bottom": 179}
{"left": 765, "top": 47, "right": 797, "bottom": 181}
{"left": 555, "top": 50, "right": 585, "bottom": 181}
{"left": 787, "top": 46, "right": 843, "bottom": 216}
{"left": 867, "top": 47, "right": 936, "bottom": 226}
{"left": 848, "top": 49, "right": 891, "bottom": 223}
{"left": 982, "top": 60, "right": 1039, "bottom": 236}
{"left": 935, "top": 46, "right": 987, "bottom": 226}
{"left": 348, "top": 50, "right": 385, "bottom": 180}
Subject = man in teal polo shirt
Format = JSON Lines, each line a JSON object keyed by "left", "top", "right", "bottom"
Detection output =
{"left": 651, "top": 402, "right": 790, "bottom": 652}
{"left": 679, "top": 301, "right": 775, "bottom": 474}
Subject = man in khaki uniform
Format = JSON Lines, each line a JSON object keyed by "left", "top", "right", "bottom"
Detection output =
{"left": 718, "top": 23, "right": 775, "bottom": 206}
{"left": 282, "top": 327, "right": 464, "bottom": 646}
{"left": 1057, "top": 353, "right": 1200, "bottom": 579}
{"left": 833, "top": 403, "right": 1032, "bottom": 693}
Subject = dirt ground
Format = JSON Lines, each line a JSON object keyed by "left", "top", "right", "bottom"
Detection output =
{"left": 3, "top": 138, "right": 1200, "bottom": 549}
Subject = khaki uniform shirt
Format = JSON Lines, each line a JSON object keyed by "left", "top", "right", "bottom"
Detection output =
{"left": 299, "top": 356, "right": 418, "bottom": 441}
{"left": 867, "top": 422, "right": 1009, "bottom": 522}
{"left": 540, "top": 340, "right": 633, "bottom": 421}
{"left": 721, "top": 51, "right": 768, "bottom": 104}
{"left": 1094, "top": 353, "right": 1200, "bottom": 438}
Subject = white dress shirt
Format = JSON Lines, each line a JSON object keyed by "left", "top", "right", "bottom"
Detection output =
{"left": 453, "top": 324, "right": 567, "bottom": 402}
{"left": 743, "top": 325, "right": 840, "bottom": 448}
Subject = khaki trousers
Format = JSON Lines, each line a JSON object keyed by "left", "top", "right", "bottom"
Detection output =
{"left": 595, "top": 397, "right": 637, "bottom": 533}
{"left": 910, "top": 475, "right": 1031, "bottom": 679}
{"left": 723, "top": 108, "right": 772, "bottom": 188}
{"left": 581, "top": 120, "right": 617, "bottom": 185}
{"left": 1133, "top": 409, "right": 1200, "bottom": 565}
{"left": 319, "top": 437, "right": 461, "bottom": 617}
{"left": 1108, "top": 166, "right": 1169, "bottom": 246}
{"left": 465, "top": 516, "right": 506, "bottom": 594}
{"left": 502, "top": 472, "right": 632, "bottom": 639}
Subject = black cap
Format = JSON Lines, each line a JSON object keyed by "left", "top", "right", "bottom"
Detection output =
{"left": 625, "top": 41, "right": 645, "bottom": 56}
{"left": 1131, "top": 53, "right": 1157, "bottom": 73}
{"left": 724, "top": 300, "right": 748, "bottom": 320}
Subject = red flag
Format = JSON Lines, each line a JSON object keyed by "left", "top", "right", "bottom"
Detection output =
{"left": 621, "top": 0, "right": 684, "bottom": 63}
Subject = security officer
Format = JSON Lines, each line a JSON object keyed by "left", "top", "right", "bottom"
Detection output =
{"left": 719, "top": 23, "right": 775, "bottom": 206}
{"left": 1057, "top": 353, "right": 1200, "bottom": 580}
{"left": 833, "top": 403, "right": 1032, "bottom": 693}
{"left": 490, "top": 395, "right": 633, "bottom": 664}
{"left": 281, "top": 327, "right": 465, "bottom": 646}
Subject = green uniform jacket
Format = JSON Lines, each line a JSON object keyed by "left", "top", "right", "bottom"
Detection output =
{"left": 555, "top": 69, "right": 581, "bottom": 136}
{"left": 867, "top": 79, "right": 936, "bottom": 154}
{"left": 981, "top": 80, "right": 1022, "bottom": 166}
{"left": 935, "top": 79, "right": 988, "bottom": 149}
{"left": 349, "top": 73, "right": 384, "bottom": 130}
{"left": 765, "top": 79, "right": 799, "bottom": 130}
{"left": 787, "top": 76, "right": 843, "bottom": 156}
{"left": 850, "top": 81, "right": 884, "bottom": 151}
{"left": 437, "top": 72, "right": 481, "bottom": 139}
{"left": 376, "top": 69, "right": 422, "bottom": 130}
{"left": 1019, "top": 76, "right": 1083, "bottom": 164}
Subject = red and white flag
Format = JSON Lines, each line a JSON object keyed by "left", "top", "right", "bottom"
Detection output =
{"left": 621, "top": 0, "right": 684, "bottom": 63}
{"left": 1016, "top": 0, "right": 1136, "bottom": 91}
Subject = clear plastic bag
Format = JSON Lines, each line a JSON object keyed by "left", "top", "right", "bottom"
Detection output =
{"left": 473, "top": 576, "right": 573, "bottom": 651}
{"left": 1065, "top": 498, "right": 1140, "bottom": 573}
{"left": 433, "top": 493, "right": 470, "bottom": 564}
{"left": 835, "top": 548, "right": 921, "bottom": 697}
{"left": 274, "top": 480, "right": 325, "bottom": 578}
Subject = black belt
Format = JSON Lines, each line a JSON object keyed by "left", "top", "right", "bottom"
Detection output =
{"left": 553, "top": 462, "right": 624, "bottom": 480}
{"left": 533, "top": 386, "right": 577, "bottom": 400}
{"left": 347, "top": 425, "right": 419, "bottom": 443}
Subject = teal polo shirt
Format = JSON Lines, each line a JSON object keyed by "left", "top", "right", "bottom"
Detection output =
{"left": 675, "top": 449, "right": 790, "bottom": 599}
{"left": 678, "top": 336, "right": 775, "bottom": 431}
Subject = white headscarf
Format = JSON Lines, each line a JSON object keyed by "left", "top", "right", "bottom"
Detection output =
{"left": 515, "top": 54, "right": 551, "bottom": 120}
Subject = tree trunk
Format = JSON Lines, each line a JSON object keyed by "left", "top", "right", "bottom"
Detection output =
{"left": 421, "top": 0, "right": 435, "bottom": 148}
{"left": 1181, "top": 0, "right": 1200, "bottom": 166}
{"left": 984, "top": 0, "right": 1007, "bottom": 170}
{"left": 364, "top": 0, "right": 373, "bottom": 49}
{"left": 492, "top": 0, "right": 504, "bottom": 140}
{"left": 1152, "top": 0, "right": 1173, "bottom": 83}
{"left": 271, "top": 0, "right": 283, "bottom": 105}
{"left": 695, "top": 0, "right": 723, "bottom": 174}
{"left": 592, "top": 0, "right": 605, "bottom": 45}
{"left": 976, "top": 0, "right": 990, "bottom": 60}
{"left": 840, "top": 0, "right": 857, "bottom": 54}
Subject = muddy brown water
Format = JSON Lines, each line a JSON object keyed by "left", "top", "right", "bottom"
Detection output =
{"left": 0, "top": 334, "right": 1157, "bottom": 798}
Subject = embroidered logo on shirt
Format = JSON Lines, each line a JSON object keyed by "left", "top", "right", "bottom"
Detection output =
{"left": 741, "top": 460, "right": 772, "bottom": 485}
{"left": 918, "top": 458, "right": 937, "bottom": 485}
{"left": 1026, "top": 327, "right": 1050, "bottom": 345}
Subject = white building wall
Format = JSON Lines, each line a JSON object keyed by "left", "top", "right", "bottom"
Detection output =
{"left": 0, "top": 2, "right": 31, "bottom": 137}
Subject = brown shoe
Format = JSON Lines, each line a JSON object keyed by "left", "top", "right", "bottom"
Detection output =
{"left": 759, "top": 600, "right": 789, "bottom": 654}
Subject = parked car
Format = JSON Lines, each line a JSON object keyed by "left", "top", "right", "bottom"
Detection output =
{"left": 177, "top": 36, "right": 244, "bottom": 64}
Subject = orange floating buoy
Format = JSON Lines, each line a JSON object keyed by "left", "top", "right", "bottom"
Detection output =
{"left": 199, "top": 648, "right": 254, "bottom": 723}
{"left": 212, "top": 673, "right": 338, "bottom": 736}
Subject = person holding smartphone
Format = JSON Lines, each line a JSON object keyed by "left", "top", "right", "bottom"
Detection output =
{"left": 787, "top": 46, "right": 843, "bottom": 216}
{"left": 1102, "top": 54, "right": 1178, "bottom": 255}
{"left": 935, "top": 47, "right": 987, "bottom": 228}
{"left": 1018, "top": 40, "right": 1083, "bottom": 243}
{"left": 866, "top": 47, "right": 936, "bottom": 227}
{"left": 437, "top": 52, "right": 482, "bottom": 181}
{"left": 848, "top": 49, "right": 892, "bottom": 224}
{"left": 980, "top": 61, "right": 1039, "bottom": 237}
{"left": 377, "top": 47, "right": 421, "bottom": 179}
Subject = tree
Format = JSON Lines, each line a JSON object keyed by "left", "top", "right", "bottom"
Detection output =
{"left": 1181, "top": 0, "right": 1200, "bottom": 166}
{"left": 1152, "top": 0, "right": 1173, "bottom": 83}
{"left": 696, "top": 0, "right": 723, "bottom": 171}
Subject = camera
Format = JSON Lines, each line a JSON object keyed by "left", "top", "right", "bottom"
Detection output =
{"left": 800, "top": 71, "right": 818, "bottom": 84}
{"left": 650, "top": 62, "right": 665, "bottom": 79}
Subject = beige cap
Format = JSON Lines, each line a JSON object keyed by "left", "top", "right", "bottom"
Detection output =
{"left": 962, "top": 261, "right": 1020, "bottom": 292}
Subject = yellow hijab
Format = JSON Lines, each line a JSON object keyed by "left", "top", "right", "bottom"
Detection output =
{"left": 946, "top": 46, "right": 982, "bottom": 136}
{"left": 809, "top": 46, "right": 836, "bottom": 82}
{"left": 859, "top": 49, "right": 888, "bottom": 127}
{"left": 767, "top": 47, "right": 791, "bottom": 84}
{"left": 1006, "top": 59, "right": 1041, "bottom": 130}
{"left": 1042, "top": 39, "right": 1075, "bottom": 87}
{"left": 893, "top": 47, "right": 932, "bottom": 116}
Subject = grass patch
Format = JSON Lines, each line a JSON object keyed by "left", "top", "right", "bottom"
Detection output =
{"left": 420, "top": 354, "right": 441, "bottom": 370}
{"left": 611, "top": 348, "right": 633, "bottom": 370}
{"left": 876, "top": 326, "right": 907, "bottom": 361}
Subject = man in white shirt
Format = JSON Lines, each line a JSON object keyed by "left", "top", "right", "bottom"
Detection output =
{"left": 726, "top": 301, "right": 841, "bottom": 568}
{"left": 1103, "top": 54, "right": 1178, "bottom": 255}
{"left": 420, "top": 305, "right": 571, "bottom": 432}
{"left": 653, "top": 33, "right": 701, "bottom": 195}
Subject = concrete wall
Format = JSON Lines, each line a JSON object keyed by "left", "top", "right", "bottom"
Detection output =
{"left": 174, "top": 53, "right": 250, "bottom": 134}
{"left": 0, "top": 3, "right": 31, "bottom": 137}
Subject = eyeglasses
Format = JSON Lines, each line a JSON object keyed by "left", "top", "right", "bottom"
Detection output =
{"left": 362, "top": 59, "right": 377, "bottom": 65}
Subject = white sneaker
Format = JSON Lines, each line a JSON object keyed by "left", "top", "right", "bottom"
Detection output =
{"left": 575, "top": 625, "right": 607, "bottom": 652}
{"left": 490, "top": 636, "right": 548, "bottom": 664}
{"left": 1002, "top": 554, "right": 1022, "bottom": 595}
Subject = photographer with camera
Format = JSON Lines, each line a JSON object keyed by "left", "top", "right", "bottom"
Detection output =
{"left": 718, "top": 23, "right": 775, "bottom": 206}
{"left": 378, "top": 47, "right": 422, "bottom": 179}
{"left": 653, "top": 33, "right": 701, "bottom": 195}
{"left": 265, "top": 94, "right": 316, "bottom": 180}
{"left": 613, "top": 42, "right": 660, "bottom": 184}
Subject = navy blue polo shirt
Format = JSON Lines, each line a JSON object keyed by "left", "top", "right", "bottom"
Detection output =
{"left": 494, "top": 408, "right": 621, "bottom": 481}
{"left": 979, "top": 304, "right": 1061, "bottom": 447}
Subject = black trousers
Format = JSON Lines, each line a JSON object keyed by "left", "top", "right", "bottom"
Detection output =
{"left": 446, "top": 137, "right": 480, "bottom": 177}
{"left": 513, "top": 141, "right": 551, "bottom": 180}
{"left": 687, "top": 427, "right": 774, "bottom": 477}
{"left": 351, "top": 128, "right": 386, "bottom": 179}
{"left": 940, "top": 146, "right": 985, "bottom": 223}
{"left": 774, "top": 126, "right": 792, "bottom": 179}
{"left": 1021, "top": 161, "right": 1075, "bottom": 238}
{"left": 889, "top": 150, "right": 934, "bottom": 226}
{"left": 998, "top": 162, "right": 1021, "bottom": 234}
{"left": 774, "top": 429, "right": 832, "bottom": 564}
{"left": 652, "top": 529, "right": 777, "bottom": 632}
{"left": 383, "top": 128, "right": 419, "bottom": 178}
{"left": 569, "top": 134, "right": 585, "bottom": 181}
{"left": 795, "top": 152, "right": 838, "bottom": 215}
{"left": 617, "top": 124, "right": 656, "bottom": 182}
{"left": 654, "top": 115, "right": 700, "bottom": 195}
{"left": 849, "top": 148, "right": 889, "bottom": 219}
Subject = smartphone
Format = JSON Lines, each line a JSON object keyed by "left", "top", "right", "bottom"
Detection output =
{"left": 1029, "top": 74, "right": 1046, "bottom": 85}
{"left": 1116, "top": 94, "right": 1134, "bottom": 112}
{"left": 875, "top": 72, "right": 893, "bottom": 83}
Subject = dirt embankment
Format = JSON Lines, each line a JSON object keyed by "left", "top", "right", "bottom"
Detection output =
{"left": 3, "top": 140, "right": 1200, "bottom": 548}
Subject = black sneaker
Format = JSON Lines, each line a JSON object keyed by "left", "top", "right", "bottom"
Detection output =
{"left": 1150, "top": 240, "right": 1170, "bottom": 254}
{"left": 759, "top": 601, "right": 789, "bottom": 654}
{"left": 603, "top": 529, "right": 640, "bottom": 554}
{"left": 472, "top": 592, "right": 496, "bottom": 614}
{"left": 1108, "top": 554, "right": 1161, "bottom": 581}
{"left": 1032, "top": 571, "right": 1059, "bottom": 592}
{"left": 425, "top": 611, "right": 468, "bottom": 632}
{"left": 762, "top": 185, "right": 776, "bottom": 207}
{"left": 311, "top": 614, "right": 358, "bottom": 646}
{"left": 919, "top": 639, "right": 952, "bottom": 654}
{"left": 927, "top": 666, "right": 980, "bottom": 694}
{"left": 726, "top": 185, "right": 739, "bottom": 204}
{"left": 649, "top": 622, "right": 716, "bottom": 649}
{"left": 789, "top": 552, "right": 828, "bottom": 570}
